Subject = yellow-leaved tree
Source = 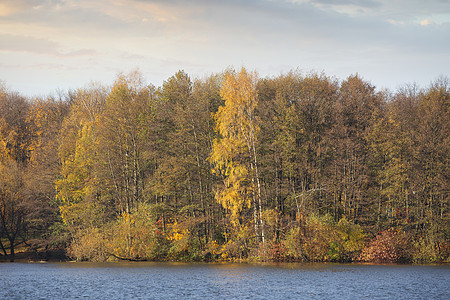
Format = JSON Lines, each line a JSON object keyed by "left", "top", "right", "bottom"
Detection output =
{"left": 210, "top": 68, "right": 265, "bottom": 245}
{"left": 55, "top": 84, "right": 107, "bottom": 230}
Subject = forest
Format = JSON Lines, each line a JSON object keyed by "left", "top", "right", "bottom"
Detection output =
{"left": 0, "top": 68, "right": 448, "bottom": 263}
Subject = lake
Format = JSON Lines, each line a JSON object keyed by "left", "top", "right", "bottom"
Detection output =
{"left": 0, "top": 262, "right": 449, "bottom": 299}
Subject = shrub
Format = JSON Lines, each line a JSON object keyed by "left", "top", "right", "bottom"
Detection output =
{"left": 268, "top": 240, "right": 289, "bottom": 262}
{"left": 359, "top": 228, "right": 411, "bottom": 263}
{"left": 283, "top": 227, "right": 306, "bottom": 261}
{"left": 68, "top": 227, "right": 110, "bottom": 261}
{"left": 412, "top": 236, "right": 440, "bottom": 263}
{"left": 412, "top": 232, "right": 450, "bottom": 264}
{"left": 109, "top": 204, "right": 162, "bottom": 260}
{"left": 283, "top": 215, "right": 366, "bottom": 262}
{"left": 302, "top": 214, "right": 338, "bottom": 261}
{"left": 335, "top": 217, "right": 365, "bottom": 262}
{"left": 219, "top": 225, "right": 253, "bottom": 260}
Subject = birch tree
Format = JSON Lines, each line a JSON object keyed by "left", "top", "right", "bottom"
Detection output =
{"left": 210, "top": 68, "right": 265, "bottom": 244}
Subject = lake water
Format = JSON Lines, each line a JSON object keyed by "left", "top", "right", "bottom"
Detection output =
{"left": 0, "top": 262, "right": 449, "bottom": 299}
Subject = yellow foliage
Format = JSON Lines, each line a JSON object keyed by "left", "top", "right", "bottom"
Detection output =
{"left": 59, "top": 201, "right": 101, "bottom": 229}
{"left": 209, "top": 67, "right": 260, "bottom": 228}
{"left": 262, "top": 209, "right": 280, "bottom": 228}
{"left": 167, "top": 220, "right": 190, "bottom": 242}
{"left": 106, "top": 204, "right": 160, "bottom": 260}
{"left": 220, "top": 252, "right": 229, "bottom": 261}
{"left": 56, "top": 119, "right": 99, "bottom": 225}
{"left": 207, "top": 240, "right": 221, "bottom": 255}
{"left": 68, "top": 227, "right": 111, "bottom": 262}
{"left": 118, "top": 211, "right": 134, "bottom": 225}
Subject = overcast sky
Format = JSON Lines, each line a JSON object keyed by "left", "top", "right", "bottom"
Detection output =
{"left": 1, "top": 0, "right": 449, "bottom": 97}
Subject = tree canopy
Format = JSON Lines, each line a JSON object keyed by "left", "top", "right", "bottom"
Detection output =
{"left": 0, "top": 70, "right": 448, "bottom": 263}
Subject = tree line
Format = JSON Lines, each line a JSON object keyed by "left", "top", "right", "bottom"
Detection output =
{"left": 0, "top": 68, "right": 448, "bottom": 263}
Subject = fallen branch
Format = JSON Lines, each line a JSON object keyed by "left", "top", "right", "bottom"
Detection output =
{"left": 110, "top": 253, "right": 147, "bottom": 262}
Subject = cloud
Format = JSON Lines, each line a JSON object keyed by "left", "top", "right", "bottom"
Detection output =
{"left": 0, "top": 0, "right": 38, "bottom": 16}
{"left": 387, "top": 19, "right": 404, "bottom": 25}
{"left": 0, "top": 34, "right": 98, "bottom": 57}
{"left": 420, "top": 19, "right": 433, "bottom": 26}
{"left": 290, "top": 0, "right": 382, "bottom": 15}
{"left": 289, "top": 0, "right": 450, "bottom": 24}
{"left": 0, "top": 0, "right": 449, "bottom": 96}
{"left": 0, "top": 34, "right": 60, "bottom": 54}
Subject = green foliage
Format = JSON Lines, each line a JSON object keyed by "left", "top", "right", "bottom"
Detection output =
{"left": 336, "top": 217, "right": 366, "bottom": 261}
{"left": 302, "top": 214, "right": 338, "bottom": 261}
{"left": 412, "top": 236, "right": 440, "bottom": 264}
{"left": 283, "top": 227, "right": 306, "bottom": 261}
{"left": 411, "top": 228, "right": 450, "bottom": 264}
{"left": 283, "top": 215, "right": 365, "bottom": 262}
{"left": 1, "top": 70, "right": 448, "bottom": 263}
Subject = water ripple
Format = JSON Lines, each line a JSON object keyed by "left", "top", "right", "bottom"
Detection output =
{"left": 0, "top": 262, "right": 448, "bottom": 299}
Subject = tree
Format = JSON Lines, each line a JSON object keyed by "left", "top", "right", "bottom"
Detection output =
{"left": 152, "top": 71, "right": 222, "bottom": 243}
{"left": 97, "top": 71, "right": 156, "bottom": 213}
{"left": 55, "top": 84, "right": 109, "bottom": 231}
{"left": 23, "top": 96, "right": 70, "bottom": 250}
{"left": 329, "top": 75, "right": 383, "bottom": 224}
{"left": 1, "top": 69, "right": 448, "bottom": 263}
{"left": 413, "top": 78, "right": 449, "bottom": 235}
{"left": 210, "top": 67, "right": 265, "bottom": 244}
{"left": 0, "top": 85, "right": 34, "bottom": 260}
{"left": 0, "top": 86, "right": 32, "bottom": 164}
{"left": 0, "top": 159, "right": 26, "bottom": 260}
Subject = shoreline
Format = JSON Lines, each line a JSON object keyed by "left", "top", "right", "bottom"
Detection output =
{"left": 2, "top": 251, "right": 448, "bottom": 266}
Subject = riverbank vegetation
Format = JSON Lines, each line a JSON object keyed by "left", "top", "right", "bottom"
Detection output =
{"left": 0, "top": 68, "right": 448, "bottom": 263}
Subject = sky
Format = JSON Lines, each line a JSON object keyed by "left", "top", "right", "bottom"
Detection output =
{"left": 1, "top": 0, "right": 449, "bottom": 97}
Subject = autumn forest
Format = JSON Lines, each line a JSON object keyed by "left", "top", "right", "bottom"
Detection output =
{"left": 0, "top": 68, "right": 448, "bottom": 263}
